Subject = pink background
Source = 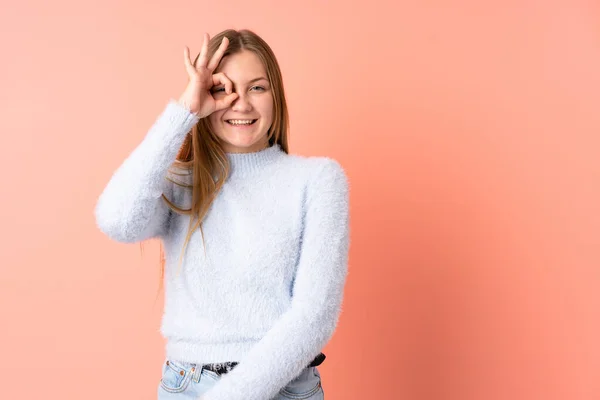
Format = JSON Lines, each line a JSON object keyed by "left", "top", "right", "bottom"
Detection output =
{"left": 1, "top": 1, "right": 599, "bottom": 399}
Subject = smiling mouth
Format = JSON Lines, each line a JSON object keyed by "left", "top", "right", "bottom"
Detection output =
{"left": 226, "top": 119, "right": 258, "bottom": 126}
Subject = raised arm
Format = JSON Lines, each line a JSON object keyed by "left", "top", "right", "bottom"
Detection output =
{"left": 95, "top": 33, "right": 239, "bottom": 243}
{"left": 94, "top": 101, "right": 199, "bottom": 242}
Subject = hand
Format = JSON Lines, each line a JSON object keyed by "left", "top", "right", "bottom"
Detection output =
{"left": 178, "top": 32, "right": 238, "bottom": 118}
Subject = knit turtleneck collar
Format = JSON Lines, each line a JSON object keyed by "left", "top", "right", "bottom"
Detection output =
{"left": 226, "top": 143, "right": 285, "bottom": 178}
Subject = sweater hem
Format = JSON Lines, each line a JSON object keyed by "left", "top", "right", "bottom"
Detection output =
{"left": 165, "top": 339, "right": 256, "bottom": 364}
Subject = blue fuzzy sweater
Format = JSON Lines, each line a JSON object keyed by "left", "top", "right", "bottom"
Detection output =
{"left": 94, "top": 100, "right": 350, "bottom": 400}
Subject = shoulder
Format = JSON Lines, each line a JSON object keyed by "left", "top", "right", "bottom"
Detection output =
{"left": 284, "top": 153, "right": 348, "bottom": 181}
{"left": 310, "top": 157, "right": 349, "bottom": 193}
{"left": 281, "top": 153, "right": 349, "bottom": 199}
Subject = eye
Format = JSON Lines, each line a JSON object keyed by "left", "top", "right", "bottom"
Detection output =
{"left": 212, "top": 86, "right": 266, "bottom": 94}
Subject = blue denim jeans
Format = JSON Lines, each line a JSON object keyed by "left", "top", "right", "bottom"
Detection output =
{"left": 157, "top": 358, "right": 325, "bottom": 400}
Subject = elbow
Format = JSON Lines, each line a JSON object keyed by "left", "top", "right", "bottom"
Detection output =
{"left": 94, "top": 198, "right": 140, "bottom": 244}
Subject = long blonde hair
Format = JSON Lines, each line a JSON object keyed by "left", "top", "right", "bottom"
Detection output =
{"left": 150, "top": 29, "right": 290, "bottom": 303}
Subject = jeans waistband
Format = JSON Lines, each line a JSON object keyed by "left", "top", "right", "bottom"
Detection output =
{"left": 202, "top": 352, "right": 326, "bottom": 376}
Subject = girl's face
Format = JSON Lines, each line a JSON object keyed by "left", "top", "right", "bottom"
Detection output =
{"left": 208, "top": 50, "right": 274, "bottom": 154}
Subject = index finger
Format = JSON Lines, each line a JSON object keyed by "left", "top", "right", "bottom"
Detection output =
{"left": 207, "top": 36, "right": 229, "bottom": 71}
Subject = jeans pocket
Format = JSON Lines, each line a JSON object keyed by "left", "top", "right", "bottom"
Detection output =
{"left": 278, "top": 367, "right": 323, "bottom": 400}
{"left": 160, "top": 359, "right": 193, "bottom": 393}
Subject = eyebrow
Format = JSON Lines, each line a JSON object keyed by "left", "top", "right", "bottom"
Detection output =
{"left": 247, "top": 77, "right": 268, "bottom": 84}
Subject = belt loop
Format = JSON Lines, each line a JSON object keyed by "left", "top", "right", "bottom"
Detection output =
{"left": 192, "top": 364, "right": 202, "bottom": 383}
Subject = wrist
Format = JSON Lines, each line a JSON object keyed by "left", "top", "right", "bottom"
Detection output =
{"left": 177, "top": 98, "right": 200, "bottom": 117}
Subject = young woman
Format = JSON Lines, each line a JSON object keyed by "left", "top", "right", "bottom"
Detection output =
{"left": 94, "top": 29, "right": 350, "bottom": 400}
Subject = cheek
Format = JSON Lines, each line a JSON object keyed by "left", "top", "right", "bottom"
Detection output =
{"left": 259, "top": 98, "right": 274, "bottom": 121}
{"left": 208, "top": 111, "right": 224, "bottom": 126}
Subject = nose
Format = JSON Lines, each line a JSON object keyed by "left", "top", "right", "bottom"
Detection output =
{"left": 231, "top": 92, "right": 252, "bottom": 112}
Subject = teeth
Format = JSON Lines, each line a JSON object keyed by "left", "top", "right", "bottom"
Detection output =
{"left": 228, "top": 119, "right": 255, "bottom": 125}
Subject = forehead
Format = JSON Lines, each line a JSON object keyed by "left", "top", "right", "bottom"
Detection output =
{"left": 215, "top": 50, "right": 267, "bottom": 82}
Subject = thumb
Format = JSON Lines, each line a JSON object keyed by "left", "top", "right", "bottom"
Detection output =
{"left": 215, "top": 92, "right": 238, "bottom": 110}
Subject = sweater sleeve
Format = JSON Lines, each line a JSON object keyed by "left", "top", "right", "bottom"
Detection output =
{"left": 94, "top": 100, "right": 199, "bottom": 243}
{"left": 200, "top": 158, "right": 351, "bottom": 400}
